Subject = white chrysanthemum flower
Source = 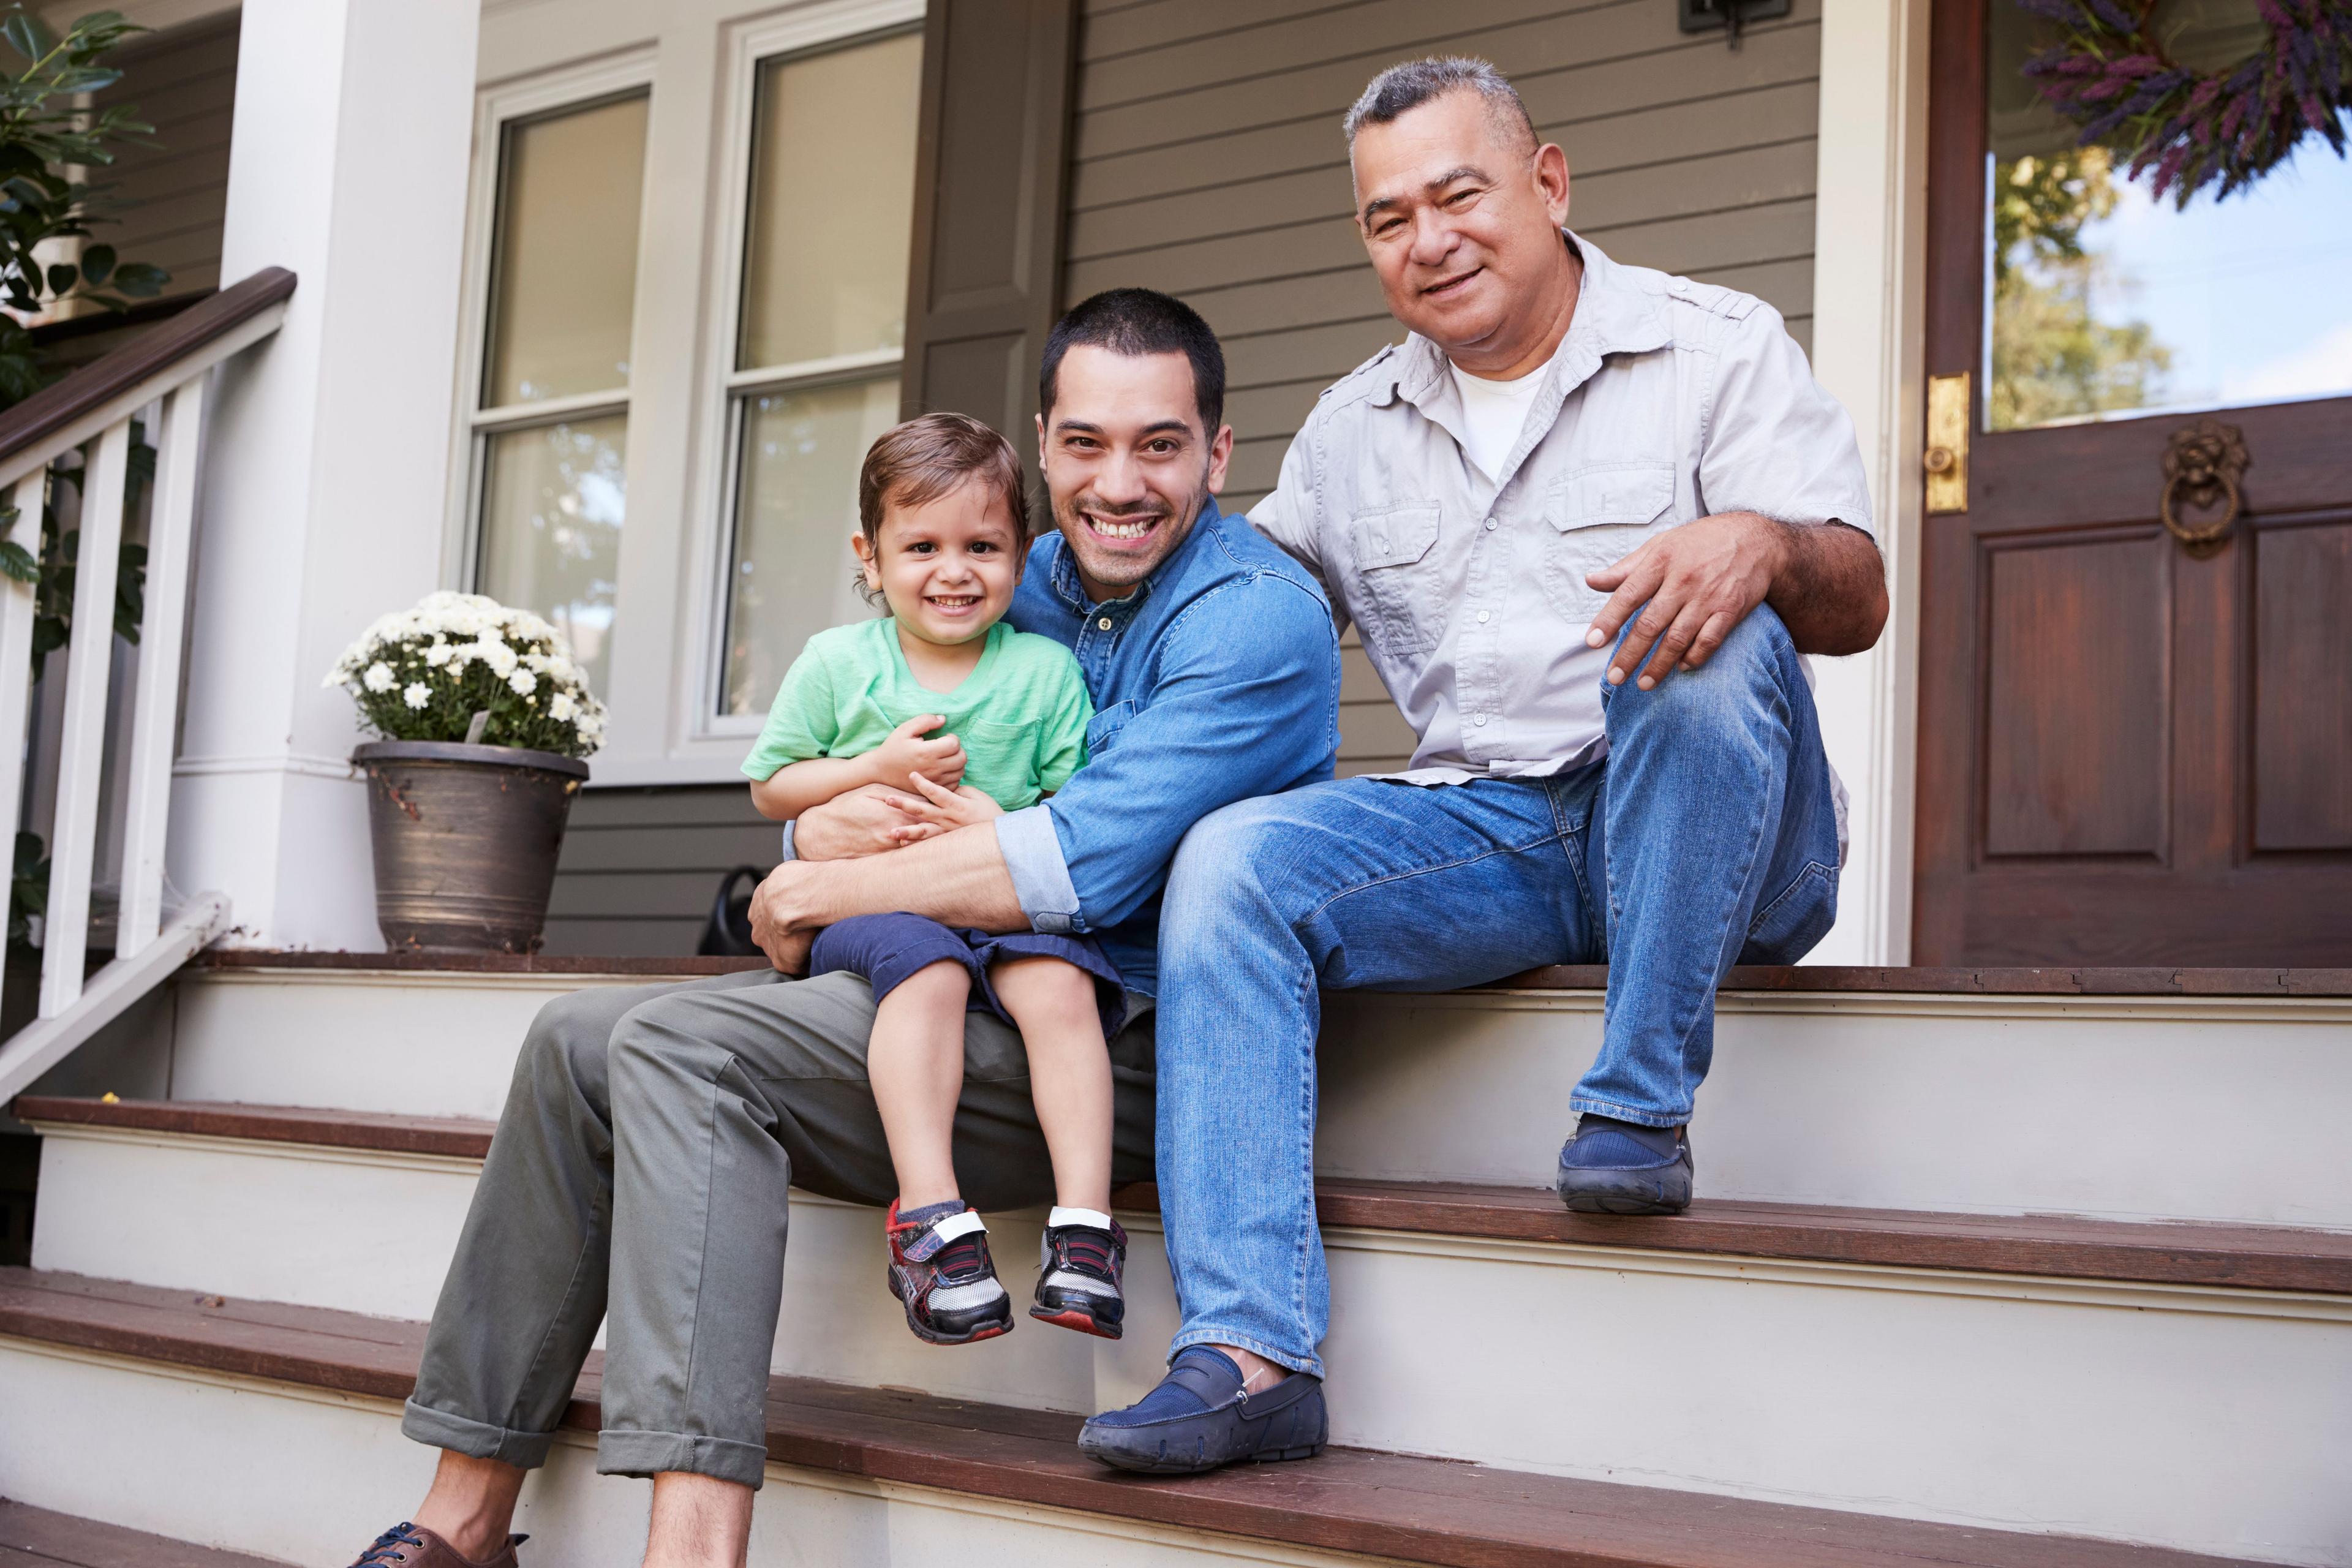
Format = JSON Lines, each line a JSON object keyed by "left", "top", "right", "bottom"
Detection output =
{"left": 402, "top": 682, "right": 431, "bottom": 709}
{"left": 422, "top": 641, "right": 453, "bottom": 667}
{"left": 508, "top": 669, "right": 537, "bottom": 696}
{"left": 362, "top": 662, "right": 396, "bottom": 693}
{"left": 548, "top": 692, "right": 576, "bottom": 722}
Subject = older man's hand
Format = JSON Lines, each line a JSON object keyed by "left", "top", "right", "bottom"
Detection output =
{"left": 792, "top": 782, "right": 946, "bottom": 861}
{"left": 1583, "top": 511, "right": 1787, "bottom": 691}
{"left": 748, "top": 861, "right": 817, "bottom": 974}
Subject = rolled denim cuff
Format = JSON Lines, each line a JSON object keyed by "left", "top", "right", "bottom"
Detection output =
{"left": 777, "top": 820, "right": 796, "bottom": 862}
{"left": 995, "top": 805, "right": 1085, "bottom": 935}
{"left": 401, "top": 1397, "right": 556, "bottom": 1471}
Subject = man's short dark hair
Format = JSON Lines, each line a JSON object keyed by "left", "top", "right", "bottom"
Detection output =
{"left": 1039, "top": 288, "right": 1226, "bottom": 438}
{"left": 1343, "top": 56, "right": 1537, "bottom": 154}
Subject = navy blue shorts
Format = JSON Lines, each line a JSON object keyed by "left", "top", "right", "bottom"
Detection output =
{"left": 808, "top": 912, "right": 1126, "bottom": 1041}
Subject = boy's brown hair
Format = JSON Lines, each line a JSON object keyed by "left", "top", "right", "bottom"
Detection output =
{"left": 857, "top": 412, "right": 1030, "bottom": 557}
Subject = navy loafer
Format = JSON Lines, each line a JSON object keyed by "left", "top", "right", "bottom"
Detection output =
{"left": 1556, "top": 1115, "right": 1694, "bottom": 1214}
{"left": 1078, "top": 1347, "right": 1327, "bottom": 1474}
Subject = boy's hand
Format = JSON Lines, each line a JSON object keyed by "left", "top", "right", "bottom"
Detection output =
{"left": 886, "top": 775, "right": 1005, "bottom": 831}
{"left": 869, "top": 714, "right": 966, "bottom": 790}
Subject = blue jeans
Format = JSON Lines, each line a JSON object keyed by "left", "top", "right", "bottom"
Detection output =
{"left": 1152, "top": 605, "right": 1842, "bottom": 1375}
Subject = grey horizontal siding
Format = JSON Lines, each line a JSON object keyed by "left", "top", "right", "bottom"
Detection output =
{"left": 542, "top": 786, "right": 781, "bottom": 958}
{"left": 92, "top": 14, "right": 239, "bottom": 302}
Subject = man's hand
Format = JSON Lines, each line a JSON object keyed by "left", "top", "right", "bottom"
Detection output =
{"left": 869, "top": 714, "right": 967, "bottom": 791}
{"left": 1583, "top": 511, "right": 1785, "bottom": 690}
{"left": 881, "top": 777, "right": 1006, "bottom": 832}
{"left": 1584, "top": 512, "right": 1885, "bottom": 688}
{"left": 748, "top": 861, "right": 818, "bottom": 974}
{"left": 793, "top": 782, "right": 946, "bottom": 861}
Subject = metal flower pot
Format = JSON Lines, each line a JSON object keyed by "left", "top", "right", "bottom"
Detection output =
{"left": 353, "top": 741, "right": 589, "bottom": 952}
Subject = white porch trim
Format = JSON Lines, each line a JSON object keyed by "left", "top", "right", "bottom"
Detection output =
{"left": 1806, "top": 0, "right": 1936, "bottom": 965}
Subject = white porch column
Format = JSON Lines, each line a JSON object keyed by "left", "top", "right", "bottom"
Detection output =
{"left": 1806, "top": 0, "right": 1932, "bottom": 965}
{"left": 170, "top": 0, "right": 480, "bottom": 949}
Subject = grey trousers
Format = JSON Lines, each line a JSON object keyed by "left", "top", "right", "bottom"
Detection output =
{"left": 400, "top": 968, "right": 1158, "bottom": 1488}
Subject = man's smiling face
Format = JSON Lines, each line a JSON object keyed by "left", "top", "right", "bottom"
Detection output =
{"left": 1037, "top": 344, "right": 1233, "bottom": 603}
{"left": 1349, "top": 87, "right": 1574, "bottom": 366}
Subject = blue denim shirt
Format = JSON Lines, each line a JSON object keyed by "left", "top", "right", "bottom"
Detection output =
{"left": 993, "top": 499, "right": 1339, "bottom": 993}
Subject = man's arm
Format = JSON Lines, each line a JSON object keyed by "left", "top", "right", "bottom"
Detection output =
{"left": 1583, "top": 513, "right": 1886, "bottom": 689}
{"left": 749, "top": 820, "right": 1022, "bottom": 973}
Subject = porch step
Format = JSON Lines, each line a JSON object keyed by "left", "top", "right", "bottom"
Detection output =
{"left": 17, "top": 1096, "right": 2351, "bottom": 1561}
{"left": 0, "top": 1267, "right": 2268, "bottom": 1568}
{"left": 97, "top": 957, "right": 2352, "bottom": 1227}
{"left": 0, "top": 1498, "right": 285, "bottom": 1567}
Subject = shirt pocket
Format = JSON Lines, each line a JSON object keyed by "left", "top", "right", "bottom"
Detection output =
{"left": 1349, "top": 502, "right": 1444, "bottom": 659}
{"left": 1540, "top": 462, "right": 1677, "bottom": 628}
{"left": 1084, "top": 699, "right": 1137, "bottom": 760}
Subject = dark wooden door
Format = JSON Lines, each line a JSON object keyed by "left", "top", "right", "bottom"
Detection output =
{"left": 1914, "top": 0, "right": 2352, "bottom": 965}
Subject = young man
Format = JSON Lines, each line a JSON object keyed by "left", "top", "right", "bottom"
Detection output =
{"left": 349, "top": 290, "right": 1338, "bottom": 1567}
{"left": 1072, "top": 57, "right": 1887, "bottom": 1474}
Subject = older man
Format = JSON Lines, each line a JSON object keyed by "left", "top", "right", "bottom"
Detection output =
{"left": 1074, "top": 58, "right": 1885, "bottom": 1474}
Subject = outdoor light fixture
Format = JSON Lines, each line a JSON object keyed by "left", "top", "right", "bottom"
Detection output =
{"left": 1677, "top": 0, "right": 1792, "bottom": 47}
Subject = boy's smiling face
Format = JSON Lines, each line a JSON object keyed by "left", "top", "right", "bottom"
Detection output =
{"left": 853, "top": 477, "right": 1025, "bottom": 647}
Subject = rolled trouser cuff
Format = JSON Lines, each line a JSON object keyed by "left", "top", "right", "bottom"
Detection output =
{"left": 1167, "top": 1326, "right": 1325, "bottom": 1380}
{"left": 597, "top": 1427, "right": 769, "bottom": 1489}
{"left": 401, "top": 1398, "right": 558, "bottom": 1470}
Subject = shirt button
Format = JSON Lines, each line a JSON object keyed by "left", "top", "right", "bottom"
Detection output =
{"left": 1097, "top": 617, "right": 1113, "bottom": 630}
{"left": 1474, "top": 714, "right": 1489, "bottom": 727}
{"left": 1477, "top": 610, "right": 1491, "bottom": 624}
{"left": 1483, "top": 518, "right": 1498, "bottom": 531}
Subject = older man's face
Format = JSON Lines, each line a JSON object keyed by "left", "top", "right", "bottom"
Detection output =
{"left": 1037, "top": 345, "right": 1233, "bottom": 603}
{"left": 1349, "top": 89, "right": 1572, "bottom": 358}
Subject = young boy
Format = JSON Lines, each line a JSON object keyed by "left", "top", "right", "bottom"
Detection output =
{"left": 742, "top": 412, "right": 1128, "bottom": 1348}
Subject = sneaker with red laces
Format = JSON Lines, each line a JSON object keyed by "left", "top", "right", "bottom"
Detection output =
{"left": 1030, "top": 1207, "right": 1126, "bottom": 1339}
{"left": 886, "top": 1200, "right": 1013, "bottom": 1344}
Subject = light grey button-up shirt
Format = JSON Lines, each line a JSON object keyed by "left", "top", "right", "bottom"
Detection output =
{"left": 1249, "top": 234, "right": 1874, "bottom": 786}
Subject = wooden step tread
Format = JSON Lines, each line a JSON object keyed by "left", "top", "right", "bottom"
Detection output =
{"left": 0, "top": 1268, "right": 2260, "bottom": 1568}
{"left": 20, "top": 1097, "right": 2352, "bottom": 1294}
{"left": 0, "top": 1498, "right": 284, "bottom": 1567}
{"left": 189, "top": 949, "right": 2352, "bottom": 995}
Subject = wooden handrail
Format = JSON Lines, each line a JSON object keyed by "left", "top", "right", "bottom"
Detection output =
{"left": 0, "top": 266, "right": 296, "bottom": 462}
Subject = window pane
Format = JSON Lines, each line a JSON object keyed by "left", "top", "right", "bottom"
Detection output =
{"left": 479, "top": 415, "right": 628, "bottom": 697}
{"left": 485, "top": 94, "right": 648, "bottom": 407}
{"left": 738, "top": 33, "right": 921, "bottom": 371}
{"left": 1985, "top": 0, "right": 2352, "bottom": 431}
{"left": 722, "top": 377, "right": 900, "bottom": 715}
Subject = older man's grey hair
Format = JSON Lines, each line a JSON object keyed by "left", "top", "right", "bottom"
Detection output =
{"left": 1343, "top": 57, "right": 1537, "bottom": 152}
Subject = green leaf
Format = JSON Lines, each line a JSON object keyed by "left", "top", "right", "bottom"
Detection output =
{"left": 42, "top": 259, "right": 72, "bottom": 295}
{"left": 108, "top": 259, "right": 164, "bottom": 296}
{"left": 0, "top": 537, "right": 31, "bottom": 583}
{"left": 2, "top": 15, "right": 45, "bottom": 64}
{"left": 77, "top": 240, "right": 110, "bottom": 283}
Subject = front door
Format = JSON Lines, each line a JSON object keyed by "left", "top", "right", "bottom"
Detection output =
{"left": 1913, "top": 0, "right": 2352, "bottom": 965}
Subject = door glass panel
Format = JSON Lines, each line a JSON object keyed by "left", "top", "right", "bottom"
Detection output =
{"left": 1985, "top": 0, "right": 2352, "bottom": 431}
{"left": 737, "top": 32, "right": 922, "bottom": 371}
{"left": 484, "top": 94, "right": 649, "bottom": 407}
{"left": 721, "top": 377, "right": 900, "bottom": 716}
{"left": 479, "top": 415, "right": 629, "bottom": 694}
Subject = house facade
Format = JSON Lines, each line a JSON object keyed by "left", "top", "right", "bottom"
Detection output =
{"left": 74, "top": 0, "right": 2346, "bottom": 968}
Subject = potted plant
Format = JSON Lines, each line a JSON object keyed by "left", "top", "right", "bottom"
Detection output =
{"left": 325, "top": 592, "right": 607, "bottom": 952}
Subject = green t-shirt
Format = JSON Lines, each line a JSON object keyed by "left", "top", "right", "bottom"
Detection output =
{"left": 740, "top": 617, "right": 1093, "bottom": 812}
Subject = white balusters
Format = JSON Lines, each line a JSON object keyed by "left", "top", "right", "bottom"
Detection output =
{"left": 117, "top": 380, "right": 208, "bottom": 956}
{"left": 0, "top": 473, "right": 41, "bottom": 964}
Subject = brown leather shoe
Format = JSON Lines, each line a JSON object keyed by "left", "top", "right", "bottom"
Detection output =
{"left": 348, "top": 1521, "right": 526, "bottom": 1567}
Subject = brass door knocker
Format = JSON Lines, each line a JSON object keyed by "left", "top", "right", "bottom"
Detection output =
{"left": 2159, "top": 418, "right": 2250, "bottom": 558}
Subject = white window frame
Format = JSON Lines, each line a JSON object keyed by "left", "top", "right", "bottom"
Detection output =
{"left": 684, "top": 0, "right": 925, "bottom": 748}
{"left": 443, "top": 49, "right": 658, "bottom": 601}
{"left": 453, "top": 1, "right": 923, "bottom": 786}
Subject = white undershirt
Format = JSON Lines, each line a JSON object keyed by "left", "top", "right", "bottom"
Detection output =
{"left": 1449, "top": 358, "right": 1549, "bottom": 483}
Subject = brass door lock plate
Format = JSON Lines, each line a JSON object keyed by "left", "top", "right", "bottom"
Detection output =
{"left": 1924, "top": 372, "right": 1969, "bottom": 513}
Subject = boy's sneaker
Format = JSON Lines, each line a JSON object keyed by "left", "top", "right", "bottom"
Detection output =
{"left": 886, "top": 1200, "right": 1013, "bottom": 1345}
{"left": 1030, "top": 1206, "right": 1126, "bottom": 1339}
